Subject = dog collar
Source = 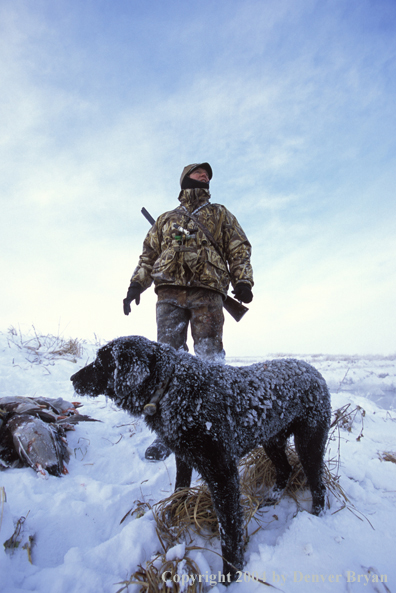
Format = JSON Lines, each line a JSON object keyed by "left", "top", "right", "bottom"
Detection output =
{"left": 143, "top": 364, "right": 175, "bottom": 416}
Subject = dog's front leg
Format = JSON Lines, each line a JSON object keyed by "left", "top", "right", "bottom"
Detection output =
{"left": 175, "top": 455, "right": 193, "bottom": 490}
{"left": 198, "top": 451, "right": 244, "bottom": 583}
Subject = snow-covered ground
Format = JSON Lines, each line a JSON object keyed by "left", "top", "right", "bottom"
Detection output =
{"left": 1, "top": 329, "right": 395, "bottom": 592}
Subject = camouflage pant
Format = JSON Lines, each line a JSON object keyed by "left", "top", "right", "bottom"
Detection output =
{"left": 156, "top": 286, "right": 225, "bottom": 362}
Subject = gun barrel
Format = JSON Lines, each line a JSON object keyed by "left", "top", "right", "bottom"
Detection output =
{"left": 141, "top": 207, "right": 156, "bottom": 226}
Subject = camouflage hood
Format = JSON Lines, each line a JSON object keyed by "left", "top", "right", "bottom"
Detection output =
{"left": 178, "top": 188, "right": 211, "bottom": 213}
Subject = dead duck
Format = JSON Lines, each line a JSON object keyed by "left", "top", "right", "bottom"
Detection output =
{"left": 0, "top": 396, "right": 98, "bottom": 476}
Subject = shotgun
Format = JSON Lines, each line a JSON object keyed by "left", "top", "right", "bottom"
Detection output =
{"left": 141, "top": 207, "right": 248, "bottom": 322}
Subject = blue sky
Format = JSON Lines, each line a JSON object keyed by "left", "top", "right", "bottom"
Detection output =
{"left": 1, "top": 0, "right": 395, "bottom": 356}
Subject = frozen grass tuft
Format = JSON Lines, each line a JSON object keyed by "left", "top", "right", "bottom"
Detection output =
{"left": 6, "top": 325, "right": 84, "bottom": 363}
{"left": 116, "top": 549, "right": 205, "bottom": 593}
{"left": 379, "top": 451, "right": 396, "bottom": 464}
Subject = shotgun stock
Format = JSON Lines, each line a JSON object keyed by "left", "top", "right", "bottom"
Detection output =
{"left": 223, "top": 295, "right": 248, "bottom": 322}
{"left": 141, "top": 207, "right": 248, "bottom": 322}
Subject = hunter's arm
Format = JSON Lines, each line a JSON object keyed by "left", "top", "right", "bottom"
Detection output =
{"left": 129, "top": 223, "right": 161, "bottom": 291}
{"left": 222, "top": 209, "right": 254, "bottom": 289}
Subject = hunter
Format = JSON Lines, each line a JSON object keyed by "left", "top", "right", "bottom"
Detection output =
{"left": 123, "top": 162, "right": 254, "bottom": 460}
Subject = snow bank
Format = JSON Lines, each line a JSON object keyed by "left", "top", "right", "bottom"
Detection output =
{"left": 0, "top": 330, "right": 395, "bottom": 592}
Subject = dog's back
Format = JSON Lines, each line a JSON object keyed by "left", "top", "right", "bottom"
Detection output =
{"left": 208, "top": 358, "right": 330, "bottom": 456}
{"left": 160, "top": 354, "right": 330, "bottom": 449}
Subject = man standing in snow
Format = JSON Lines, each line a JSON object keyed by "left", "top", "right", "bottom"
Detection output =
{"left": 123, "top": 162, "right": 254, "bottom": 460}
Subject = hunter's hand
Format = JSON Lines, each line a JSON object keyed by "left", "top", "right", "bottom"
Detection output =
{"left": 232, "top": 283, "right": 253, "bottom": 304}
{"left": 123, "top": 284, "right": 142, "bottom": 315}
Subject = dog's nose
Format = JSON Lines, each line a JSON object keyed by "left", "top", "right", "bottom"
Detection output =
{"left": 70, "top": 371, "right": 80, "bottom": 383}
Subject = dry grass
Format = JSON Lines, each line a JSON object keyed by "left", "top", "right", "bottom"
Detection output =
{"left": 116, "top": 549, "right": 205, "bottom": 593}
{"left": 6, "top": 325, "right": 84, "bottom": 363}
{"left": 152, "top": 441, "right": 355, "bottom": 548}
{"left": 379, "top": 451, "right": 396, "bottom": 464}
{"left": 154, "top": 487, "right": 219, "bottom": 544}
{"left": 330, "top": 403, "right": 365, "bottom": 441}
{"left": 240, "top": 446, "right": 308, "bottom": 505}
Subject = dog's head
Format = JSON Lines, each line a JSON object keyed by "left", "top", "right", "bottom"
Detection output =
{"left": 70, "top": 336, "right": 174, "bottom": 414}
{"left": 70, "top": 342, "right": 116, "bottom": 397}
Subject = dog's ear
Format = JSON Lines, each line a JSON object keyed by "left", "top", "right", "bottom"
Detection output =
{"left": 111, "top": 340, "right": 152, "bottom": 399}
{"left": 95, "top": 344, "right": 116, "bottom": 376}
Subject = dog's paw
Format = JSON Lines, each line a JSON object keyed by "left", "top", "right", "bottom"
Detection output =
{"left": 259, "top": 485, "right": 285, "bottom": 507}
{"left": 311, "top": 502, "right": 325, "bottom": 516}
{"left": 144, "top": 437, "right": 172, "bottom": 461}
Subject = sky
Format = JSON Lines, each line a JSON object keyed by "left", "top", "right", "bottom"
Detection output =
{"left": 1, "top": 0, "right": 396, "bottom": 356}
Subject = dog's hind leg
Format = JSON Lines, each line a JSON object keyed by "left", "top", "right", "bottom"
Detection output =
{"left": 262, "top": 430, "right": 293, "bottom": 505}
{"left": 175, "top": 456, "right": 193, "bottom": 490}
{"left": 294, "top": 421, "right": 327, "bottom": 515}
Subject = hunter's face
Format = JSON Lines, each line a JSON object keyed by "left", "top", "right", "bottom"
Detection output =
{"left": 189, "top": 168, "right": 210, "bottom": 184}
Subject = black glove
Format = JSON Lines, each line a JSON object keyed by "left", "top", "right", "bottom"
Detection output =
{"left": 232, "top": 283, "right": 253, "bottom": 304}
{"left": 123, "top": 283, "right": 142, "bottom": 315}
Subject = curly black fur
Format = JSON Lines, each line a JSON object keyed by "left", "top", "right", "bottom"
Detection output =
{"left": 71, "top": 335, "right": 331, "bottom": 582}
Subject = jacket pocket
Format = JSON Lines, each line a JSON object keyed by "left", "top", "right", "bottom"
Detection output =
{"left": 198, "top": 248, "right": 229, "bottom": 291}
{"left": 151, "top": 248, "right": 178, "bottom": 280}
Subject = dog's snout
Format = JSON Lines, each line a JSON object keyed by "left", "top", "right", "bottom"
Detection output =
{"left": 69, "top": 362, "right": 107, "bottom": 398}
{"left": 70, "top": 368, "right": 86, "bottom": 393}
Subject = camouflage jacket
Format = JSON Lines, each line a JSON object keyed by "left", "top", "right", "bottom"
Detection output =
{"left": 130, "top": 189, "right": 253, "bottom": 297}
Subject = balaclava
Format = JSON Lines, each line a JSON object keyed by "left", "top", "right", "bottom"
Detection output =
{"left": 180, "top": 163, "right": 213, "bottom": 190}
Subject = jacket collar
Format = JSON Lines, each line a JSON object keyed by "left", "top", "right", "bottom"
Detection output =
{"left": 178, "top": 188, "right": 210, "bottom": 213}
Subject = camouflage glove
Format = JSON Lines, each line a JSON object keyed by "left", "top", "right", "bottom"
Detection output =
{"left": 123, "top": 283, "right": 142, "bottom": 315}
{"left": 232, "top": 283, "right": 253, "bottom": 304}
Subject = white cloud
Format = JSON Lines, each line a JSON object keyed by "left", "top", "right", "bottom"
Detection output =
{"left": 1, "top": 0, "right": 396, "bottom": 354}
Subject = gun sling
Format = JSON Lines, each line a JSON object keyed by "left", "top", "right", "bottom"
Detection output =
{"left": 176, "top": 207, "right": 249, "bottom": 321}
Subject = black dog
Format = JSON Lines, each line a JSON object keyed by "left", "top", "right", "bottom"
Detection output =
{"left": 71, "top": 335, "right": 331, "bottom": 581}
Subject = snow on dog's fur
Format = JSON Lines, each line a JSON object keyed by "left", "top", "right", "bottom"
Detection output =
{"left": 71, "top": 335, "right": 331, "bottom": 581}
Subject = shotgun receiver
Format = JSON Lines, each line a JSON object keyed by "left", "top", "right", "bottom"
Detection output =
{"left": 141, "top": 207, "right": 248, "bottom": 322}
